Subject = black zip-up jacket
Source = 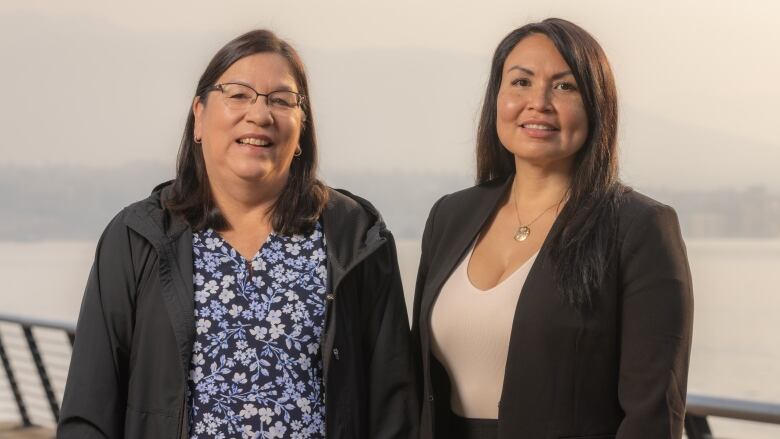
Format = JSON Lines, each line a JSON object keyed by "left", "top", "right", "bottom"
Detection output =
{"left": 58, "top": 182, "right": 418, "bottom": 439}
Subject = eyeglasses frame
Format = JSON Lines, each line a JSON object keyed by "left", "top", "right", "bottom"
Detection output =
{"left": 203, "top": 82, "right": 306, "bottom": 110}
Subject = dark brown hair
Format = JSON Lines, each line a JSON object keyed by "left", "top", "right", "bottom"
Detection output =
{"left": 476, "top": 18, "right": 624, "bottom": 308}
{"left": 166, "top": 29, "right": 328, "bottom": 235}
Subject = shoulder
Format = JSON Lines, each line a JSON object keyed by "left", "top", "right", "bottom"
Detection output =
{"left": 325, "top": 187, "right": 383, "bottom": 221}
{"left": 96, "top": 181, "right": 179, "bottom": 253}
{"left": 418, "top": 178, "right": 509, "bottom": 255}
{"left": 426, "top": 176, "right": 508, "bottom": 221}
{"left": 324, "top": 187, "right": 385, "bottom": 232}
{"left": 321, "top": 187, "right": 396, "bottom": 257}
{"left": 616, "top": 187, "right": 680, "bottom": 237}
{"left": 618, "top": 187, "right": 674, "bottom": 216}
{"left": 615, "top": 186, "right": 686, "bottom": 259}
{"left": 433, "top": 178, "right": 508, "bottom": 215}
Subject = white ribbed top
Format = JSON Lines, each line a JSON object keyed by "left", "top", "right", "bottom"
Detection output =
{"left": 430, "top": 243, "right": 537, "bottom": 419}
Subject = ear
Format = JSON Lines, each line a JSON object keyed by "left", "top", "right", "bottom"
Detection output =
{"left": 193, "top": 96, "right": 204, "bottom": 140}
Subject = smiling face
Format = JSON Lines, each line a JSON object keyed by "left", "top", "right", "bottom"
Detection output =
{"left": 193, "top": 52, "right": 303, "bottom": 188}
{"left": 496, "top": 33, "right": 588, "bottom": 170}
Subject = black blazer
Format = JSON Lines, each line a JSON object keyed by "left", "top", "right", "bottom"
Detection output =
{"left": 412, "top": 177, "right": 693, "bottom": 439}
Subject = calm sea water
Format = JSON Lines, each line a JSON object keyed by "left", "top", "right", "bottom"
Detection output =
{"left": 1, "top": 239, "right": 779, "bottom": 437}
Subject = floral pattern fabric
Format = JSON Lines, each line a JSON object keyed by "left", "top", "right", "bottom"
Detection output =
{"left": 187, "top": 222, "right": 328, "bottom": 439}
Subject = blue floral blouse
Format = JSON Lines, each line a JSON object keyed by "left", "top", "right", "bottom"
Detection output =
{"left": 187, "top": 222, "right": 328, "bottom": 439}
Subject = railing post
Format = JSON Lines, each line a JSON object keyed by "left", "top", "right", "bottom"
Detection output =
{"left": 0, "top": 327, "right": 33, "bottom": 427}
{"left": 22, "top": 325, "right": 60, "bottom": 422}
{"left": 684, "top": 413, "right": 713, "bottom": 439}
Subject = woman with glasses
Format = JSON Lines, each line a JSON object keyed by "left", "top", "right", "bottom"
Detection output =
{"left": 412, "top": 18, "right": 693, "bottom": 439}
{"left": 59, "top": 29, "right": 417, "bottom": 439}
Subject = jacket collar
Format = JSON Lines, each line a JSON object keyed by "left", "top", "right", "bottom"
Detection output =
{"left": 122, "top": 181, "right": 389, "bottom": 302}
{"left": 122, "top": 181, "right": 189, "bottom": 248}
{"left": 425, "top": 176, "right": 513, "bottom": 302}
{"left": 123, "top": 182, "right": 386, "bottom": 264}
{"left": 321, "top": 187, "right": 388, "bottom": 293}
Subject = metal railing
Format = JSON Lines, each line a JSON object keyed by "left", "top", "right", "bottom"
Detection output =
{"left": 1, "top": 313, "right": 779, "bottom": 437}
{"left": 685, "top": 394, "right": 780, "bottom": 438}
{"left": 0, "top": 313, "right": 75, "bottom": 429}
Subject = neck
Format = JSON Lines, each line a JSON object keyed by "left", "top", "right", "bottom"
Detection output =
{"left": 209, "top": 173, "right": 288, "bottom": 232}
{"left": 511, "top": 157, "right": 573, "bottom": 210}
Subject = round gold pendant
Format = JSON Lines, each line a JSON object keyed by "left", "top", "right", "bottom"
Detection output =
{"left": 514, "top": 226, "right": 530, "bottom": 242}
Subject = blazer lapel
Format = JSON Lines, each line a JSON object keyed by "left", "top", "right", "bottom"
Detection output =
{"left": 421, "top": 177, "right": 513, "bottom": 315}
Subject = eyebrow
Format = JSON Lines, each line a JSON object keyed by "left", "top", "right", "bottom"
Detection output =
{"left": 507, "top": 65, "right": 574, "bottom": 80}
{"left": 223, "top": 80, "right": 296, "bottom": 93}
{"left": 271, "top": 84, "right": 295, "bottom": 92}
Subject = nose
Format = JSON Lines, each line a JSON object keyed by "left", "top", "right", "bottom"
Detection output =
{"left": 528, "top": 84, "right": 553, "bottom": 113}
{"left": 244, "top": 96, "right": 274, "bottom": 126}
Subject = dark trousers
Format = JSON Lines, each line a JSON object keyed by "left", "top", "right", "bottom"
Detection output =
{"left": 437, "top": 409, "right": 498, "bottom": 439}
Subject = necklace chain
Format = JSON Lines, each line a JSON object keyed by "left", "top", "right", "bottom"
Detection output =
{"left": 511, "top": 180, "right": 564, "bottom": 242}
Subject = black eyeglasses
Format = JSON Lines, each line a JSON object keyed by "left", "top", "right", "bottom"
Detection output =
{"left": 205, "top": 82, "right": 306, "bottom": 112}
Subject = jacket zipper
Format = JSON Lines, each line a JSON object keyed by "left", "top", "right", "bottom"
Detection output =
{"left": 320, "top": 235, "right": 387, "bottom": 386}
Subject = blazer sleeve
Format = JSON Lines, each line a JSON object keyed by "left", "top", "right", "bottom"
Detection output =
{"left": 58, "top": 212, "right": 135, "bottom": 438}
{"left": 364, "top": 230, "right": 419, "bottom": 439}
{"left": 616, "top": 203, "right": 694, "bottom": 439}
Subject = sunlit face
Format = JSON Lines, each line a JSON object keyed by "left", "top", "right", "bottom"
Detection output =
{"left": 193, "top": 53, "right": 304, "bottom": 187}
{"left": 496, "top": 33, "right": 588, "bottom": 169}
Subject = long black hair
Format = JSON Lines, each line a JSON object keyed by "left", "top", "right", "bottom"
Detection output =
{"left": 476, "top": 18, "right": 625, "bottom": 308}
{"left": 166, "top": 29, "right": 328, "bottom": 235}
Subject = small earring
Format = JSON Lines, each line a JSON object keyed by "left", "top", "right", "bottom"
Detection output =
{"left": 194, "top": 136, "right": 202, "bottom": 144}
{"left": 294, "top": 146, "right": 302, "bottom": 157}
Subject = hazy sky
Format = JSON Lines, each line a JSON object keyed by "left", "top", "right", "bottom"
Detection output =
{"left": 1, "top": 0, "right": 779, "bottom": 189}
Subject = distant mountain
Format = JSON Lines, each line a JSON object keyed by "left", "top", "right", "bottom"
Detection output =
{"left": 0, "top": 163, "right": 472, "bottom": 241}
{"left": 642, "top": 186, "right": 780, "bottom": 239}
{"left": 0, "top": 163, "right": 174, "bottom": 241}
{"left": 1, "top": 163, "right": 779, "bottom": 242}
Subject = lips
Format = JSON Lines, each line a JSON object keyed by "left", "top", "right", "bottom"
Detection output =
{"left": 520, "top": 123, "right": 557, "bottom": 131}
{"left": 519, "top": 120, "right": 559, "bottom": 131}
{"left": 236, "top": 134, "right": 273, "bottom": 147}
{"left": 519, "top": 119, "right": 559, "bottom": 139}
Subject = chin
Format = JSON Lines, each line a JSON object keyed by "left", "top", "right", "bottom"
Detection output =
{"left": 510, "top": 149, "right": 575, "bottom": 167}
{"left": 229, "top": 164, "right": 273, "bottom": 181}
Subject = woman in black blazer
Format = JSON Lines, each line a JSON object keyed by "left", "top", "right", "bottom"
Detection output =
{"left": 412, "top": 18, "right": 693, "bottom": 439}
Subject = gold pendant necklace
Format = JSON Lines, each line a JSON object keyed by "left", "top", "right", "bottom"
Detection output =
{"left": 514, "top": 225, "right": 531, "bottom": 242}
{"left": 512, "top": 182, "right": 563, "bottom": 242}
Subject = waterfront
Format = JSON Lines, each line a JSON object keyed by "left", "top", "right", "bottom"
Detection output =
{"left": 1, "top": 239, "right": 779, "bottom": 437}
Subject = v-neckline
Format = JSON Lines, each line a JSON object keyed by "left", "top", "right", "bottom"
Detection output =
{"left": 210, "top": 228, "right": 276, "bottom": 263}
{"left": 464, "top": 242, "right": 540, "bottom": 293}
